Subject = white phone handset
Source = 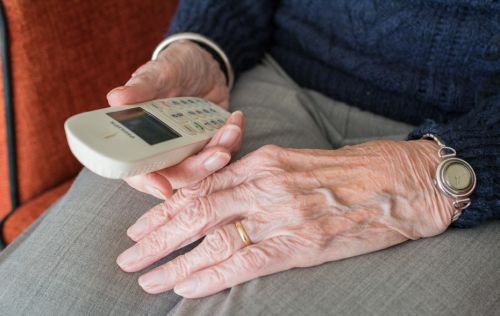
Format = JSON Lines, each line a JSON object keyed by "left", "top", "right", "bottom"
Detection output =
{"left": 64, "top": 97, "right": 230, "bottom": 179}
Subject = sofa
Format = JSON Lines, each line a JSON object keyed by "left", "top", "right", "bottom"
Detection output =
{"left": 0, "top": 0, "right": 178, "bottom": 247}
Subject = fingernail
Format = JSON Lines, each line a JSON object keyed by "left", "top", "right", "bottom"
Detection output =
{"left": 107, "top": 86, "right": 126, "bottom": 97}
{"left": 226, "top": 110, "right": 243, "bottom": 124}
{"left": 116, "top": 246, "right": 141, "bottom": 270}
{"left": 139, "top": 268, "right": 167, "bottom": 291}
{"left": 218, "top": 125, "right": 240, "bottom": 147}
{"left": 145, "top": 185, "right": 166, "bottom": 200}
{"left": 127, "top": 217, "right": 149, "bottom": 240}
{"left": 203, "top": 152, "right": 231, "bottom": 171}
{"left": 174, "top": 278, "right": 198, "bottom": 296}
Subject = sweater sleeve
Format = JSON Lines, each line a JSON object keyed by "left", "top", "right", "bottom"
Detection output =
{"left": 167, "top": 0, "right": 276, "bottom": 75}
{"left": 408, "top": 92, "right": 500, "bottom": 228}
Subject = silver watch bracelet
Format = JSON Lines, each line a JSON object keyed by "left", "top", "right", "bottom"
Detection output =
{"left": 421, "top": 133, "right": 477, "bottom": 222}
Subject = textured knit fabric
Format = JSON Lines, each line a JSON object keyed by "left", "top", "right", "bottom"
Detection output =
{"left": 0, "top": 56, "right": 499, "bottom": 316}
{"left": 168, "top": 0, "right": 500, "bottom": 227}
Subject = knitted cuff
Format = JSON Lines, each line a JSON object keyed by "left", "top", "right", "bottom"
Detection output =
{"left": 408, "top": 96, "right": 500, "bottom": 227}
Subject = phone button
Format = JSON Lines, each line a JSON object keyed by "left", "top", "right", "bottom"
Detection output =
{"left": 182, "top": 124, "right": 197, "bottom": 135}
{"left": 203, "top": 121, "right": 216, "bottom": 131}
{"left": 192, "top": 121, "right": 205, "bottom": 132}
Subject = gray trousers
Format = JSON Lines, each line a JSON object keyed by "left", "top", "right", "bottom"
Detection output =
{"left": 0, "top": 56, "right": 499, "bottom": 316}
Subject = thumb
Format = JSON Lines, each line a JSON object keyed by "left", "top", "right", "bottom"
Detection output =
{"left": 107, "top": 62, "right": 164, "bottom": 107}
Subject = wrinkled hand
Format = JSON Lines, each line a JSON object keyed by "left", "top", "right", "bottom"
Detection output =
{"left": 107, "top": 40, "right": 240, "bottom": 199}
{"left": 117, "top": 140, "right": 454, "bottom": 298}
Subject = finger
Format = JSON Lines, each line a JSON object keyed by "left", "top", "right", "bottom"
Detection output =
{"left": 137, "top": 220, "right": 255, "bottom": 294}
{"left": 143, "top": 147, "right": 248, "bottom": 209}
{"left": 126, "top": 169, "right": 257, "bottom": 243}
{"left": 205, "top": 111, "right": 244, "bottom": 152}
{"left": 167, "top": 143, "right": 275, "bottom": 199}
{"left": 124, "top": 172, "right": 173, "bottom": 200}
{"left": 118, "top": 186, "right": 254, "bottom": 271}
{"left": 154, "top": 111, "right": 243, "bottom": 191}
{"left": 106, "top": 61, "right": 166, "bottom": 107}
{"left": 126, "top": 195, "right": 190, "bottom": 242}
{"left": 125, "top": 145, "right": 231, "bottom": 201}
{"left": 155, "top": 146, "right": 232, "bottom": 190}
{"left": 173, "top": 237, "right": 296, "bottom": 298}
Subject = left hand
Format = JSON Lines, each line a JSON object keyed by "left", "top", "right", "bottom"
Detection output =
{"left": 116, "top": 140, "right": 454, "bottom": 298}
{"left": 107, "top": 40, "right": 238, "bottom": 199}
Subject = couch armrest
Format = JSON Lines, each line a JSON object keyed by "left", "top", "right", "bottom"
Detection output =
{"left": 0, "top": 0, "right": 178, "bottom": 236}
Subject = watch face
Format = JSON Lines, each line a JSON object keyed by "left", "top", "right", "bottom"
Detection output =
{"left": 444, "top": 162, "right": 472, "bottom": 190}
{"left": 436, "top": 157, "right": 476, "bottom": 198}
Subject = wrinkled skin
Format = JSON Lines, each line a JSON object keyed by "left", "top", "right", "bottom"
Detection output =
{"left": 117, "top": 140, "right": 455, "bottom": 298}
{"left": 107, "top": 40, "right": 239, "bottom": 199}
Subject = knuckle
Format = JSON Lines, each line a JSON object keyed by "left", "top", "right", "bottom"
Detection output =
{"left": 182, "top": 176, "right": 214, "bottom": 197}
{"left": 196, "top": 197, "right": 216, "bottom": 225}
{"left": 172, "top": 254, "right": 192, "bottom": 278}
{"left": 224, "top": 159, "right": 249, "bottom": 179}
{"left": 242, "top": 145, "right": 285, "bottom": 174}
{"left": 177, "top": 197, "right": 215, "bottom": 231}
{"left": 254, "top": 144, "right": 282, "bottom": 160}
{"left": 170, "top": 190, "right": 188, "bottom": 204}
{"left": 141, "top": 230, "right": 169, "bottom": 254}
{"left": 154, "top": 203, "right": 174, "bottom": 224}
{"left": 203, "top": 229, "right": 234, "bottom": 259}
{"left": 148, "top": 201, "right": 177, "bottom": 226}
{"left": 235, "top": 247, "right": 270, "bottom": 271}
{"left": 175, "top": 207, "right": 196, "bottom": 231}
{"left": 175, "top": 187, "right": 192, "bottom": 200}
{"left": 260, "top": 144, "right": 281, "bottom": 154}
{"left": 205, "top": 267, "right": 228, "bottom": 285}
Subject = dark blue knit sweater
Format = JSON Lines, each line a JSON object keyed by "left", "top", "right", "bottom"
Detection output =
{"left": 168, "top": 0, "right": 500, "bottom": 227}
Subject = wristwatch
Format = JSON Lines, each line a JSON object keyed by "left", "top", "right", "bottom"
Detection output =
{"left": 422, "top": 134, "right": 477, "bottom": 221}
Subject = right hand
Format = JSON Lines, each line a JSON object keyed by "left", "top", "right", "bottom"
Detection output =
{"left": 106, "top": 40, "right": 243, "bottom": 200}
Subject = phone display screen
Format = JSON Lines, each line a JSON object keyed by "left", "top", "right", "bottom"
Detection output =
{"left": 107, "top": 107, "right": 180, "bottom": 145}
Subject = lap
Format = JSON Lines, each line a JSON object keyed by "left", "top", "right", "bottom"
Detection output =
{"left": 0, "top": 57, "right": 498, "bottom": 316}
{"left": 170, "top": 221, "right": 500, "bottom": 316}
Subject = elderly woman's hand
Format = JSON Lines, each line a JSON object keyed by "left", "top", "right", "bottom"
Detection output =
{"left": 117, "top": 140, "right": 454, "bottom": 298}
{"left": 106, "top": 40, "right": 240, "bottom": 199}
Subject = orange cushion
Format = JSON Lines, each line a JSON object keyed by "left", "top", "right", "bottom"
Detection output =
{"left": 0, "top": 0, "right": 178, "bottom": 241}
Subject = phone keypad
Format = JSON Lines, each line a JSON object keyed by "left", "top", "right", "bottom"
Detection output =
{"left": 182, "top": 124, "right": 197, "bottom": 135}
{"left": 151, "top": 97, "right": 229, "bottom": 136}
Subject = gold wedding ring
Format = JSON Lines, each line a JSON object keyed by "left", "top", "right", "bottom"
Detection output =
{"left": 235, "top": 221, "right": 252, "bottom": 246}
